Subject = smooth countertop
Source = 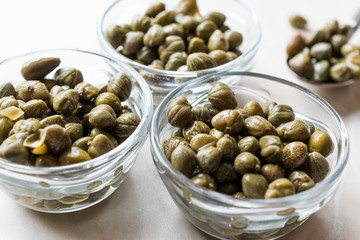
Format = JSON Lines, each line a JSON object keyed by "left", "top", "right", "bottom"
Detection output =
{"left": 0, "top": 0, "right": 359, "bottom": 239}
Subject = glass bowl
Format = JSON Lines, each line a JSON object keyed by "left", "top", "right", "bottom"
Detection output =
{"left": 97, "top": 0, "right": 261, "bottom": 105}
{"left": 150, "top": 72, "right": 349, "bottom": 239}
{"left": 0, "top": 49, "right": 153, "bottom": 213}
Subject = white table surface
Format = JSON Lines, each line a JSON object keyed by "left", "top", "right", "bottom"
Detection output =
{"left": 0, "top": 0, "right": 359, "bottom": 239}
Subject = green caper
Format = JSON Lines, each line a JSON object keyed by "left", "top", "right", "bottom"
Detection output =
{"left": 310, "top": 42, "right": 332, "bottom": 61}
{"left": 224, "top": 30, "right": 243, "bottom": 50}
{"left": 0, "top": 82, "right": 16, "bottom": 99}
{"left": 331, "top": 34, "right": 347, "bottom": 53}
{"left": 130, "top": 14, "right": 152, "bottom": 32}
{"left": 214, "top": 162, "right": 238, "bottom": 183}
{"left": 191, "top": 104, "right": 218, "bottom": 125}
{"left": 52, "top": 89, "right": 79, "bottom": 114}
{"left": 276, "top": 119, "right": 310, "bottom": 143}
{"left": 288, "top": 170, "right": 315, "bottom": 193}
{"left": 72, "top": 136, "right": 93, "bottom": 151}
{"left": 238, "top": 136, "right": 260, "bottom": 155}
{"left": 95, "top": 92, "right": 121, "bottom": 113}
{"left": 107, "top": 72, "right": 132, "bottom": 101}
{"left": 260, "top": 164, "right": 285, "bottom": 183}
{"left": 16, "top": 80, "right": 50, "bottom": 103}
{"left": 163, "top": 23, "right": 184, "bottom": 37}
{"left": 268, "top": 104, "right": 295, "bottom": 127}
{"left": 259, "top": 135, "right": 282, "bottom": 163}
{"left": 288, "top": 14, "right": 307, "bottom": 29}
{"left": 211, "top": 110, "right": 244, "bottom": 135}
{"left": 305, "top": 152, "right": 329, "bottom": 183}
{"left": 191, "top": 173, "right": 217, "bottom": 190}
{"left": 163, "top": 137, "right": 190, "bottom": 160}
{"left": 244, "top": 116, "right": 277, "bottom": 138}
{"left": 0, "top": 136, "right": 29, "bottom": 164}
{"left": 329, "top": 62, "right": 352, "bottom": 82}
{"left": 313, "top": 60, "right": 330, "bottom": 82}
{"left": 243, "top": 100, "right": 265, "bottom": 117}
{"left": 122, "top": 31, "right": 144, "bottom": 55}
{"left": 176, "top": 0, "right": 200, "bottom": 15}
{"left": 21, "top": 57, "right": 61, "bottom": 80}
{"left": 35, "top": 154, "right": 59, "bottom": 167}
{"left": 242, "top": 173, "right": 268, "bottom": 199}
{"left": 187, "top": 37, "right": 208, "bottom": 54}
{"left": 87, "top": 134, "right": 115, "bottom": 158}
{"left": 288, "top": 52, "right": 314, "bottom": 79}
{"left": 171, "top": 145, "right": 197, "bottom": 178}
{"left": 74, "top": 82, "right": 98, "bottom": 102}
{"left": 113, "top": 112, "right": 141, "bottom": 138}
{"left": 345, "top": 51, "right": 360, "bottom": 78}
{"left": 286, "top": 33, "right": 306, "bottom": 59}
{"left": 165, "top": 52, "right": 187, "bottom": 71}
{"left": 90, "top": 128, "right": 118, "bottom": 148}
{"left": 203, "top": 12, "right": 226, "bottom": 27}
{"left": 88, "top": 104, "right": 116, "bottom": 129}
{"left": 105, "top": 24, "right": 127, "bottom": 48}
{"left": 208, "top": 50, "right": 228, "bottom": 66}
{"left": 59, "top": 146, "right": 91, "bottom": 165}
{"left": 189, "top": 133, "right": 217, "bottom": 153}
{"left": 54, "top": 67, "right": 83, "bottom": 88}
{"left": 158, "top": 35, "right": 186, "bottom": 63}
{"left": 196, "top": 146, "right": 222, "bottom": 173}
{"left": 143, "top": 24, "right": 166, "bottom": 47}
{"left": 145, "top": 2, "right": 165, "bottom": 18}
{"left": 281, "top": 141, "right": 308, "bottom": 169}
{"left": 186, "top": 52, "right": 217, "bottom": 71}
{"left": 0, "top": 117, "right": 14, "bottom": 144}
{"left": 41, "top": 124, "right": 72, "bottom": 155}
{"left": 65, "top": 123, "right": 84, "bottom": 142}
{"left": 154, "top": 10, "right": 175, "bottom": 26}
{"left": 216, "top": 134, "right": 239, "bottom": 161}
{"left": 20, "top": 99, "right": 49, "bottom": 118}
{"left": 262, "top": 100, "right": 277, "bottom": 118}
{"left": 13, "top": 118, "right": 41, "bottom": 134}
{"left": 208, "top": 82, "right": 237, "bottom": 110}
{"left": 264, "top": 178, "right": 295, "bottom": 199}
{"left": 196, "top": 20, "right": 217, "bottom": 41}
{"left": 308, "top": 129, "right": 333, "bottom": 157}
{"left": 167, "top": 96, "right": 193, "bottom": 128}
{"left": 306, "top": 29, "right": 330, "bottom": 46}
{"left": 234, "top": 152, "right": 261, "bottom": 175}
{"left": 209, "top": 128, "right": 225, "bottom": 140}
{"left": 73, "top": 102, "right": 94, "bottom": 119}
{"left": 182, "top": 121, "right": 210, "bottom": 142}
{"left": 341, "top": 43, "right": 359, "bottom": 56}
{"left": 208, "top": 30, "right": 229, "bottom": 52}
{"left": 176, "top": 15, "right": 199, "bottom": 31}
{"left": 136, "top": 46, "right": 158, "bottom": 65}
{"left": 218, "top": 183, "right": 240, "bottom": 195}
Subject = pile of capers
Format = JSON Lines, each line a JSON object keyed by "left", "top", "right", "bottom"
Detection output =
{"left": 105, "top": 0, "right": 243, "bottom": 72}
{"left": 163, "top": 82, "right": 333, "bottom": 199}
{"left": 287, "top": 15, "right": 360, "bottom": 83}
{"left": 0, "top": 57, "right": 140, "bottom": 167}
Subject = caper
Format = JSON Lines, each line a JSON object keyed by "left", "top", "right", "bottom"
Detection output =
{"left": 238, "top": 136, "right": 260, "bottom": 155}
{"left": 330, "top": 62, "right": 352, "bottom": 82}
{"left": 0, "top": 82, "right": 16, "bottom": 99}
{"left": 244, "top": 116, "right": 277, "bottom": 138}
{"left": 165, "top": 52, "right": 187, "bottom": 71}
{"left": 209, "top": 128, "right": 225, "bottom": 140}
{"left": 281, "top": 141, "right": 308, "bottom": 169}
{"left": 308, "top": 129, "right": 333, "bottom": 157}
{"left": 74, "top": 82, "right": 98, "bottom": 102}
{"left": 260, "top": 164, "right": 285, "bottom": 183}
{"left": 268, "top": 104, "right": 295, "bottom": 127}
{"left": 306, "top": 29, "right": 330, "bottom": 46}
{"left": 182, "top": 121, "right": 210, "bottom": 142}
{"left": 242, "top": 173, "right": 268, "bottom": 199}
{"left": 107, "top": 72, "right": 132, "bottom": 101}
{"left": 186, "top": 52, "right": 217, "bottom": 71}
{"left": 154, "top": 10, "right": 175, "bottom": 26}
{"left": 105, "top": 24, "right": 127, "bottom": 48}
{"left": 286, "top": 33, "right": 306, "bottom": 59}
{"left": 167, "top": 96, "right": 193, "bottom": 128}
{"left": 65, "top": 123, "right": 84, "bottom": 142}
{"left": 0, "top": 136, "right": 29, "bottom": 164}
{"left": 176, "top": 0, "right": 200, "bottom": 16}
{"left": 310, "top": 42, "right": 332, "bottom": 61}
{"left": 163, "top": 23, "right": 184, "bottom": 37}
{"left": 176, "top": 15, "right": 199, "bottom": 31}
{"left": 21, "top": 57, "right": 61, "bottom": 80}
{"left": 130, "top": 14, "right": 152, "bottom": 32}
{"left": 244, "top": 100, "right": 265, "bottom": 117}
{"left": 288, "top": 170, "right": 315, "bottom": 193}
{"left": 305, "top": 152, "right": 329, "bottom": 183}
{"left": 276, "top": 119, "right": 310, "bottom": 143}
{"left": 54, "top": 67, "right": 83, "bottom": 88}
{"left": 234, "top": 152, "right": 261, "bottom": 175}
{"left": 189, "top": 133, "right": 217, "bottom": 153}
{"left": 143, "top": 24, "right": 166, "bottom": 48}
{"left": 313, "top": 60, "right": 330, "bottom": 82}
{"left": 196, "top": 146, "right": 222, "bottom": 173}
{"left": 264, "top": 178, "right": 295, "bottom": 199}
{"left": 0, "top": 117, "right": 14, "bottom": 144}
{"left": 207, "top": 82, "right": 237, "bottom": 110}
{"left": 288, "top": 52, "right": 314, "bottom": 79}
{"left": 21, "top": 99, "right": 49, "bottom": 118}
{"left": 191, "top": 104, "right": 218, "bottom": 125}
{"left": 171, "top": 145, "right": 197, "bottom": 178}
{"left": 262, "top": 100, "right": 277, "bottom": 118}
{"left": 59, "top": 146, "right": 91, "bottom": 165}
{"left": 345, "top": 51, "right": 360, "bottom": 78}
{"left": 122, "top": 31, "right": 144, "bottom": 55}
{"left": 41, "top": 124, "right": 72, "bottom": 155}
{"left": 259, "top": 135, "right": 282, "bottom": 163}
{"left": 13, "top": 118, "right": 41, "bottom": 134}
{"left": 211, "top": 110, "right": 244, "bottom": 135}
{"left": 331, "top": 34, "right": 347, "bottom": 53}
{"left": 163, "top": 137, "right": 190, "bottom": 160}
{"left": 214, "top": 162, "right": 238, "bottom": 183}
{"left": 87, "top": 134, "right": 115, "bottom": 158}
{"left": 224, "top": 30, "right": 243, "bottom": 50}
{"left": 158, "top": 35, "right": 186, "bottom": 63}
{"left": 288, "top": 14, "right": 307, "bottom": 29}
{"left": 187, "top": 37, "right": 208, "bottom": 54}
{"left": 113, "top": 112, "right": 140, "bottom": 138}
{"left": 16, "top": 80, "right": 50, "bottom": 103}
{"left": 196, "top": 20, "right": 217, "bottom": 41}
{"left": 203, "top": 12, "right": 226, "bottom": 27}
{"left": 208, "top": 50, "right": 228, "bottom": 66}
{"left": 35, "top": 154, "right": 59, "bottom": 167}
{"left": 136, "top": 46, "right": 158, "bottom": 65}
{"left": 208, "top": 30, "right": 229, "bottom": 52}
{"left": 52, "top": 89, "right": 79, "bottom": 114}
{"left": 216, "top": 134, "right": 239, "bottom": 161}
{"left": 95, "top": 92, "right": 121, "bottom": 113}
{"left": 191, "top": 173, "right": 217, "bottom": 190}
{"left": 72, "top": 136, "right": 93, "bottom": 151}
{"left": 145, "top": 2, "right": 165, "bottom": 18}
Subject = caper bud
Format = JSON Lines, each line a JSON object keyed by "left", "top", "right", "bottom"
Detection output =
{"left": 13, "top": 118, "right": 41, "bottom": 135}
{"left": 203, "top": 12, "right": 226, "bottom": 27}
{"left": 308, "top": 129, "right": 333, "bottom": 157}
{"left": 196, "top": 20, "right": 217, "bottom": 41}
{"left": 0, "top": 82, "right": 16, "bottom": 99}
{"left": 276, "top": 119, "right": 310, "bottom": 143}
{"left": 131, "top": 14, "right": 152, "bottom": 32}
{"left": 216, "top": 134, "right": 239, "bottom": 161}
{"left": 345, "top": 51, "right": 360, "bottom": 78}
{"left": 73, "top": 102, "right": 94, "bottom": 119}
{"left": 122, "top": 31, "right": 144, "bottom": 55}
{"left": 171, "top": 145, "right": 197, "bottom": 178}
{"left": 107, "top": 72, "right": 132, "bottom": 101}
{"left": 105, "top": 24, "right": 127, "bottom": 48}
{"left": 65, "top": 123, "right": 84, "bottom": 142}
{"left": 186, "top": 52, "right": 217, "bottom": 71}
{"left": 182, "top": 121, "right": 210, "bottom": 142}
{"left": 143, "top": 24, "right": 166, "bottom": 48}
{"left": 242, "top": 173, "right": 268, "bottom": 199}
{"left": 21, "top": 57, "right": 61, "bottom": 80}
{"left": 163, "top": 137, "right": 190, "bottom": 160}
{"left": 208, "top": 50, "right": 228, "bottom": 66}
{"left": 259, "top": 135, "right": 282, "bottom": 163}
{"left": 208, "top": 83, "right": 237, "bottom": 110}
{"left": 0, "top": 136, "right": 29, "bottom": 164}
{"left": 145, "top": 2, "right": 165, "bottom": 18}
{"left": 35, "top": 154, "right": 59, "bottom": 167}
{"left": 95, "top": 92, "right": 121, "bottom": 113}
{"left": 158, "top": 35, "right": 186, "bottom": 63}
{"left": 211, "top": 110, "right": 244, "bottom": 135}
{"left": 288, "top": 52, "right": 314, "bottom": 79}
{"left": 90, "top": 128, "right": 118, "bottom": 148}
{"left": 189, "top": 133, "right": 217, "bottom": 153}
{"left": 243, "top": 100, "right": 265, "bottom": 117}
{"left": 218, "top": 183, "right": 240, "bottom": 195}
{"left": 286, "top": 33, "right": 306, "bottom": 59}
{"left": 262, "top": 100, "right": 277, "bottom": 118}
{"left": 196, "top": 146, "right": 222, "bottom": 173}
{"left": 176, "top": 0, "right": 200, "bottom": 16}
{"left": 306, "top": 29, "right": 330, "bottom": 46}
{"left": 288, "top": 14, "right": 307, "bottom": 29}
{"left": 21, "top": 99, "right": 49, "bottom": 118}
{"left": 224, "top": 30, "right": 243, "bottom": 50}
{"left": 0, "top": 117, "right": 14, "bottom": 144}
{"left": 191, "top": 173, "right": 217, "bottom": 190}
{"left": 154, "top": 10, "right": 175, "bottom": 26}
{"left": 214, "top": 162, "right": 238, "bottom": 183}
{"left": 264, "top": 178, "right": 295, "bottom": 199}
{"left": 305, "top": 152, "right": 329, "bottom": 183}
{"left": 208, "top": 30, "right": 229, "bottom": 52}
{"left": 313, "top": 60, "right": 330, "bottom": 82}
{"left": 234, "top": 152, "right": 261, "bottom": 175}
{"left": 209, "top": 128, "right": 225, "bottom": 140}
{"left": 331, "top": 34, "right": 347, "bottom": 53}
{"left": 340, "top": 43, "right": 359, "bottom": 56}
{"left": 260, "top": 164, "right": 285, "bottom": 183}
{"left": 52, "top": 89, "right": 79, "bottom": 114}
{"left": 87, "top": 134, "right": 115, "bottom": 158}
{"left": 72, "top": 136, "right": 93, "bottom": 151}
{"left": 281, "top": 141, "right": 308, "bottom": 169}
{"left": 187, "top": 37, "right": 208, "bottom": 54}
{"left": 165, "top": 52, "right": 187, "bottom": 71}
{"left": 167, "top": 96, "right": 193, "bottom": 128}
{"left": 16, "top": 80, "right": 50, "bottom": 102}
{"left": 288, "top": 170, "right": 315, "bottom": 193}
{"left": 244, "top": 116, "right": 277, "bottom": 138}
{"left": 54, "top": 67, "right": 83, "bottom": 88}
{"left": 136, "top": 46, "right": 158, "bottom": 65}
{"left": 191, "top": 104, "right": 218, "bottom": 125}
{"left": 41, "top": 124, "right": 72, "bottom": 155}
{"left": 176, "top": 15, "right": 199, "bottom": 31}
{"left": 238, "top": 136, "right": 260, "bottom": 155}
{"left": 88, "top": 104, "right": 116, "bottom": 129}
{"left": 59, "top": 146, "right": 91, "bottom": 165}
{"left": 74, "top": 82, "right": 98, "bottom": 102}
{"left": 268, "top": 104, "right": 295, "bottom": 127}
{"left": 310, "top": 42, "right": 332, "bottom": 61}
{"left": 113, "top": 112, "right": 141, "bottom": 138}
{"left": 329, "top": 62, "right": 352, "bottom": 82}
{"left": 163, "top": 23, "right": 184, "bottom": 37}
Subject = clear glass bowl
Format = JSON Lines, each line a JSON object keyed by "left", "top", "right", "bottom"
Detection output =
{"left": 150, "top": 72, "right": 349, "bottom": 239}
{"left": 97, "top": 0, "right": 261, "bottom": 105}
{"left": 0, "top": 49, "right": 153, "bottom": 213}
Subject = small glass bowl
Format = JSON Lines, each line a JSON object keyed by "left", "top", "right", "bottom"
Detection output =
{"left": 0, "top": 49, "right": 153, "bottom": 213}
{"left": 150, "top": 72, "right": 349, "bottom": 239}
{"left": 97, "top": 0, "right": 261, "bottom": 105}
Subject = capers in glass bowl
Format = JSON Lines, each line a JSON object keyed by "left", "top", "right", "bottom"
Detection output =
{"left": 150, "top": 72, "right": 349, "bottom": 239}
{"left": 0, "top": 49, "right": 153, "bottom": 213}
{"left": 98, "top": 0, "right": 261, "bottom": 105}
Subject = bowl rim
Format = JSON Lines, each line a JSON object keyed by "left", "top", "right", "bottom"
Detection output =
{"left": 97, "top": 0, "right": 262, "bottom": 78}
{"left": 0, "top": 48, "right": 153, "bottom": 175}
{"left": 150, "top": 71, "right": 350, "bottom": 208}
